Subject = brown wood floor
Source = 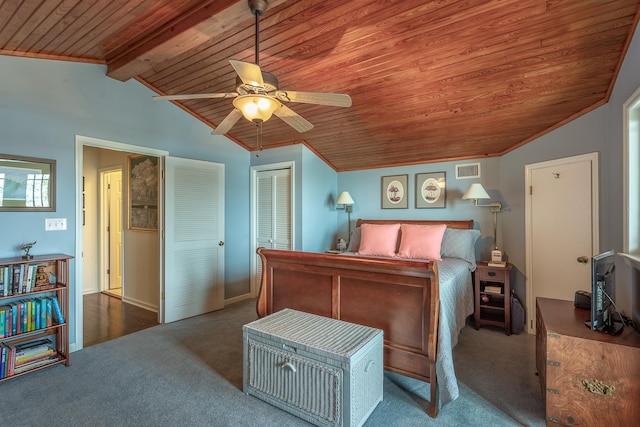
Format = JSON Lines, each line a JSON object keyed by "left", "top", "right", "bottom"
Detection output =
{"left": 83, "top": 292, "right": 158, "bottom": 348}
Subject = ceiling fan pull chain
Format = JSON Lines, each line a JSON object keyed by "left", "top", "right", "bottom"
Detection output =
{"left": 255, "top": 120, "right": 263, "bottom": 157}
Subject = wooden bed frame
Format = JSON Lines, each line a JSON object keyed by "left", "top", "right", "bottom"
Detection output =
{"left": 256, "top": 219, "right": 474, "bottom": 418}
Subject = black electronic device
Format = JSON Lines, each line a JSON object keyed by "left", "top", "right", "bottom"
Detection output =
{"left": 574, "top": 290, "right": 591, "bottom": 310}
{"left": 585, "top": 250, "right": 624, "bottom": 335}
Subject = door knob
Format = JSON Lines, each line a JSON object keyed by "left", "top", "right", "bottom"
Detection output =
{"left": 577, "top": 256, "right": 588, "bottom": 263}
{"left": 218, "top": 241, "right": 225, "bottom": 246}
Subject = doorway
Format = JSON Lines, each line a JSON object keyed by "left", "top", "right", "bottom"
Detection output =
{"left": 101, "top": 169, "right": 123, "bottom": 299}
{"left": 525, "top": 152, "right": 599, "bottom": 334}
{"left": 78, "top": 138, "right": 166, "bottom": 351}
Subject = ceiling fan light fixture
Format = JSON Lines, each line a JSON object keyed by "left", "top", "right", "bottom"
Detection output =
{"left": 233, "top": 95, "right": 280, "bottom": 123}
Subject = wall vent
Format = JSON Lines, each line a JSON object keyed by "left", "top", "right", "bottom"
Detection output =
{"left": 455, "top": 162, "right": 481, "bottom": 179}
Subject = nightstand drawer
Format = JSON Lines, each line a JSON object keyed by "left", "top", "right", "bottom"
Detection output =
{"left": 478, "top": 267, "right": 506, "bottom": 282}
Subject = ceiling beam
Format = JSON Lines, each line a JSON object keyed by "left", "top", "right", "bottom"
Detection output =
{"left": 106, "top": 0, "right": 287, "bottom": 82}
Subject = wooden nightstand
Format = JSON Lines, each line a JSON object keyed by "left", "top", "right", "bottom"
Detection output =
{"left": 474, "top": 261, "right": 512, "bottom": 335}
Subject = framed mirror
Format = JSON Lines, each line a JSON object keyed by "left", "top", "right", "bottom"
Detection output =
{"left": 0, "top": 154, "right": 56, "bottom": 211}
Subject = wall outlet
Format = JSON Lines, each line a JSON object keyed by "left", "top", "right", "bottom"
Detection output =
{"left": 45, "top": 218, "right": 67, "bottom": 231}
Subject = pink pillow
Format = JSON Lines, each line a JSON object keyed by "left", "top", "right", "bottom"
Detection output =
{"left": 357, "top": 223, "right": 401, "bottom": 257}
{"left": 397, "top": 224, "right": 447, "bottom": 260}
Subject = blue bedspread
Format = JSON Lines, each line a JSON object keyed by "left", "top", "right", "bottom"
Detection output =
{"left": 434, "top": 257, "right": 475, "bottom": 407}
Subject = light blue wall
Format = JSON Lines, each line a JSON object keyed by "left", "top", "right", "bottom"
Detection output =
{"left": 301, "top": 146, "right": 338, "bottom": 252}
{"left": 338, "top": 159, "right": 501, "bottom": 257}
{"left": 0, "top": 56, "right": 251, "bottom": 346}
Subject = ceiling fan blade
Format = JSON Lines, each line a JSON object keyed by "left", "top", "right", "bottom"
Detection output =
{"left": 229, "top": 59, "right": 264, "bottom": 88}
{"left": 212, "top": 108, "right": 243, "bottom": 135}
{"left": 274, "top": 91, "right": 352, "bottom": 107}
{"left": 153, "top": 93, "right": 237, "bottom": 101}
{"left": 273, "top": 105, "right": 314, "bottom": 133}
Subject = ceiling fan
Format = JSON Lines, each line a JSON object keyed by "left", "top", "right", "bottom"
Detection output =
{"left": 153, "top": 0, "right": 352, "bottom": 136}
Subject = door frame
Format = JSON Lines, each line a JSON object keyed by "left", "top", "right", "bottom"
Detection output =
{"left": 249, "top": 161, "right": 295, "bottom": 297}
{"left": 99, "top": 168, "right": 123, "bottom": 293}
{"left": 524, "top": 152, "right": 599, "bottom": 334}
{"left": 75, "top": 135, "right": 168, "bottom": 351}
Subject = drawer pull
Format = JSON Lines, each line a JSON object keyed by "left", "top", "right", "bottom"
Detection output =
{"left": 364, "top": 360, "right": 375, "bottom": 373}
{"left": 279, "top": 361, "right": 297, "bottom": 373}
{"left": 582, "top": 379, "right": 614, "bottom": 396}
{"left": 488, "top": 271, "right": 496, "bottom": 277}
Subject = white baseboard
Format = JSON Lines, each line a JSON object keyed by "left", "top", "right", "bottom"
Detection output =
{"left": 122, "top": 295, "right": 158, "bottom": 313}
{"left": 224, "top": 293, "right": 254, "bottom": 307}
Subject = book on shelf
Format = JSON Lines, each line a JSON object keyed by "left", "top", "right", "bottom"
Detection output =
{"left": 11, "top": 265, "right": 21, "bottom": 295}
{"left": 484, "top": 285, "right": 503, "bottom": 294}
{"left": 0, "top": 306, "right": 6, "bottom": 337}
{"left": 4, "top": 336, "right": 57, "bottom": 376}
{"left": 0, "top": 344, "right": 7, "bottom": 379}
{"left": 50, "top": 296, "right": 65, "bottom": 324}
{"left": 34, "top": 262, "right": 56, "bottom": 287}
{"left": 13, "top": 339, "right": 55, "bottom": 363}
{"left": 45, "top": 298, "right": 53, "bottom": 327}
{"left": 9, "top": 302, "right": 18, "bottom": 336}
{"left": 14, "top": 356, "right": 58, "bottom": 374}
{"left": 0, "top": 266, "right": 5, "bottom": 296}
{"left": 487, "top": 261, "right": 507, "bottom": 268}
{"left": 26, "top": 265, "right": 34, "bottom": 293}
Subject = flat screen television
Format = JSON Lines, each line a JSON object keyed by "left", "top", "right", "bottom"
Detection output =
{"left": 586, "top": 249, "right": 624, "bottom": 335}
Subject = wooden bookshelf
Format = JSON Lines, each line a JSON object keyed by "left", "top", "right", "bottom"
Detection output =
{"left": 0, "top": 253, "right": 72, "bottom": 381}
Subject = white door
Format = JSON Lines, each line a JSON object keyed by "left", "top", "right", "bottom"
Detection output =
{"left": 251, "top": 165, "right": 293, "bottom": 296}
{"left": 164, "top": 156, "right": 225, "bottom": 323}
{"left": 108, "top": 171, "right": 123, "bottom": 291}
{"left": 525, "top": 153, "right": 598, "bottom": 333}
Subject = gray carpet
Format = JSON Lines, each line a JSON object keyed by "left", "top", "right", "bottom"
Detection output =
{"left": 1, "top": 298, "right": 545, "bottom": 426}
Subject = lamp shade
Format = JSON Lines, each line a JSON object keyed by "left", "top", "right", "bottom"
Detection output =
{"left": 233, "top": 95, "right": 280, "bottom": 122}
{"left": 462, "top": 183, "right": 490, "bottom": 200}
{"left": 336, "top": 191, "right": 355, "bottom": 205}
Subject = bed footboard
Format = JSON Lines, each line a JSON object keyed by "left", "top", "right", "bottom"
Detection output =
{"left": 256, "top": 248, "right": 441, "bottom": 417}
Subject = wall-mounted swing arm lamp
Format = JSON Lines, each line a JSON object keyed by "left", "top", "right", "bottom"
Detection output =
{"left": 336, "top": 191, "right": 355, "bottom": 240}
{"left": 462, "top": 183, "right": 503, "bottom": 254}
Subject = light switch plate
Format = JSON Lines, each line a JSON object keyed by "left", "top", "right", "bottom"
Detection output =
{"left": 45, "top": 218, "right": 67, "bottom": 231}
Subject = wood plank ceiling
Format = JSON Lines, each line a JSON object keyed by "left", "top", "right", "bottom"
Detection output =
{"left": 1, "top": 0, "right": 639, "bottom": 171}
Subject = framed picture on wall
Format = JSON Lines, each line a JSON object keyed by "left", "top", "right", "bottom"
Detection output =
{"left": 128, "top": 154, "right": 159, "bottom": 230}
{"left": 0, "top": 153, "right": 56, "bottom": 211}
{"left": 381, "top": 174, "right": 408, "bottom": 209}
{"left": 415, "top": 172, "right": 446, "bottom": 208}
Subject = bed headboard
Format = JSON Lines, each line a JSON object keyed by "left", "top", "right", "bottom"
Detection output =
{"left": 355, "top": 218, "right": 474, "bottom": 229}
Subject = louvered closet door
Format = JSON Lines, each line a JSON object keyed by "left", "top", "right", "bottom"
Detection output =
{"left": 255, "top": 168, "right": 292, "bottom": 289}
{"left": 164, "top": 156, "right": 225, "bottom": 323}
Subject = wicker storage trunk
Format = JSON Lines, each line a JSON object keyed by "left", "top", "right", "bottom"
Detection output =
{"left": 243, "top": 309, "right": 383, "bottom": 427}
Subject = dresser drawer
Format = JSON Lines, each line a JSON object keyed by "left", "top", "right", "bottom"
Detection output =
{"left": 478, "top": 267, "right": 506, "bottom": 282}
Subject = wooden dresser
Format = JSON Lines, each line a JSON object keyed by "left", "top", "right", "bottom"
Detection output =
{"left": 536, "top": 297, "right": 640, "bottom": 425}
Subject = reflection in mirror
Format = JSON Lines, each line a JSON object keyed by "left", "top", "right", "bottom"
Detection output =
{"left": 0, "top": 154, "right": 56, "bottom": 211}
